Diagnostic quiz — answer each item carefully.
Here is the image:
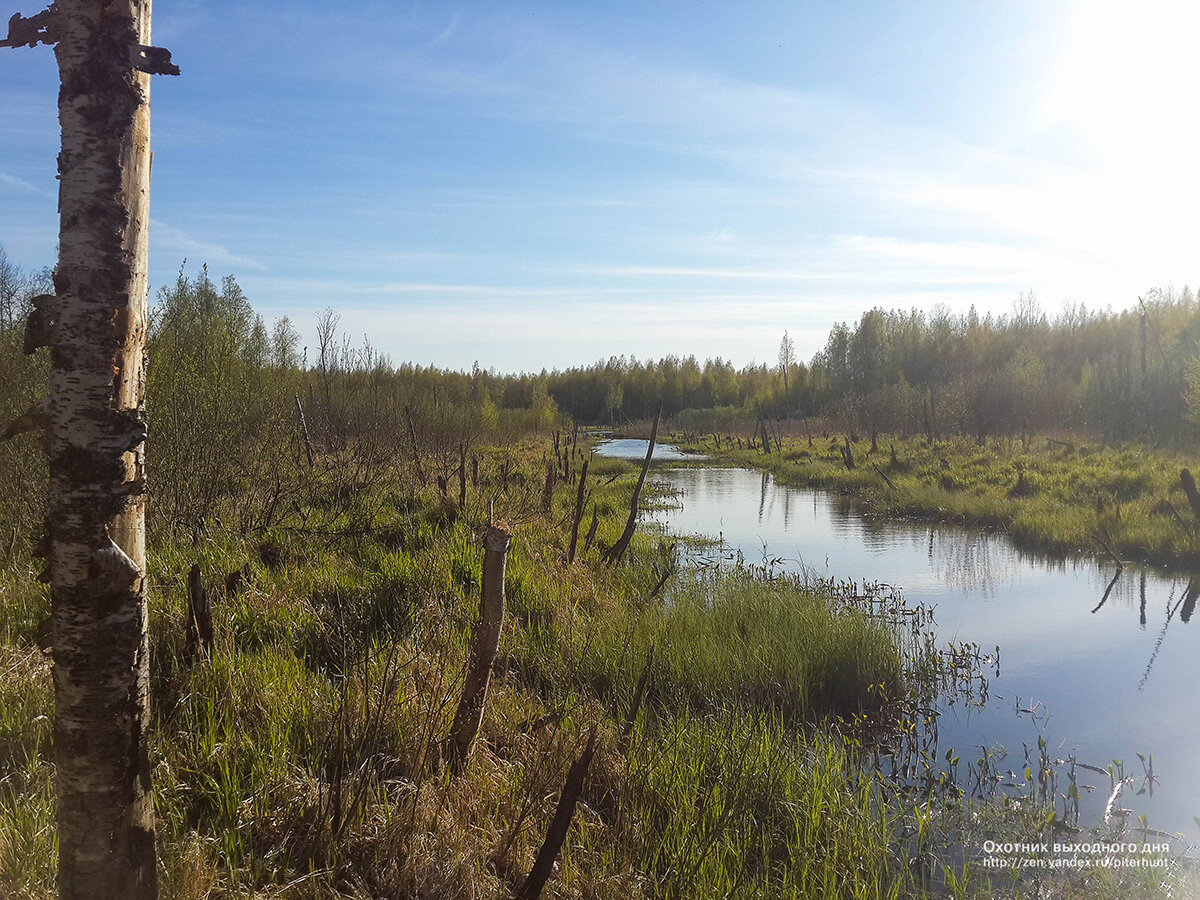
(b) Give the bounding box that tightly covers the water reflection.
[648,466,1200,837]
[592,438,698,461]
[926,529,1004,595]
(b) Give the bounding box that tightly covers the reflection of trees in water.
[825,494,893,548]
[1082,565,1198,617]
[926,528,1001,594]
[755,472,794,529]
[820,490,1005,591]
[703,469,1200,628]
[1138,578,1200,690]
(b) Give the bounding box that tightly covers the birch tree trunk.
[50,1,158,895]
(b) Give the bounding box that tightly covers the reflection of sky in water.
[648,466,1200,838]
[592,438,699,461]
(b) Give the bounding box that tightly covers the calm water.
[596,442,1200,839]
[592,438,701,461]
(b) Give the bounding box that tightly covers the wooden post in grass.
[514,727,599,900]
[185,564,213,660]
[294,394,315,468]
[605,402,661,566]
[1180,469,1200,522]
[446,525,510,771]
[458,442,467,508]
[542,459,555,515]
[1,3,178,897]
[567,457,588,563]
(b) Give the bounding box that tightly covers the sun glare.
[1044,1,1200,154]
[1036,0,1200,272]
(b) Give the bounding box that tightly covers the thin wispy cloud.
[3,2,1194,371]
[0,171,51,197]
[437,11,463,44]
[150,220,269,274]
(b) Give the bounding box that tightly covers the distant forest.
[5,244,1200,455]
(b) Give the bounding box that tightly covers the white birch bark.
[49,1,157,896]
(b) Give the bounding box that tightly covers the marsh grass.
[0,438,1195,899]
[548,565,906,724]
[596,711,901,900]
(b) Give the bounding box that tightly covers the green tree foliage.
[0,246,50,539]
[149,264,291,534]
[7,242,1200,549]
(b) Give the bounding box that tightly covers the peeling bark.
[47,1,161,896]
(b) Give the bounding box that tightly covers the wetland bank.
[612,441,1200,840]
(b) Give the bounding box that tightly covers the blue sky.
[3,1,1199,372]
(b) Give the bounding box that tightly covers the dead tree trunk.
[404,404,426,484]
[870,462,895,490]
[567,419,578,481]
[567,457,588,563]
[1181,469,1200,522]
[458,442,467,509]
[541,459,555,515]
[513,728,599,900]
[1,4,177,897]
[294,394,314,468]
[185,564,213,660]
[446,525,510,771]
[840,436,855,470]
[605,402,661,566]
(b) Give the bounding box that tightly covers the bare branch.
[0,8,59,49]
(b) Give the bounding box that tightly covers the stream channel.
[595,439,1200,844]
